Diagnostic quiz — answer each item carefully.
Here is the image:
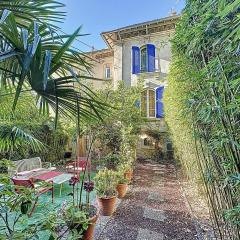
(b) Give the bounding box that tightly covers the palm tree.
[0,1,109,164]
[0,1,108,127]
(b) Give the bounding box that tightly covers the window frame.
[104,64,111,79]
[140,45,148,73]
[141,88,156,119]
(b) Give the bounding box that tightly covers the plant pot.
[116,183,128,198]
[97,196,117,216]
[124,169,133,181]
[83,207,99,240]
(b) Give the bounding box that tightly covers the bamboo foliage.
[164,0,240,239]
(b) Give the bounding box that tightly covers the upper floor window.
[132,44,156,74]
[104,64,111,79]
[141,86,164,118]
[140,46,147,72]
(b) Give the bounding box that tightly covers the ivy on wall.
[164,0,240,239]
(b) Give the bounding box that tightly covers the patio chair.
[11,177,54,217]
[65,157,91,175]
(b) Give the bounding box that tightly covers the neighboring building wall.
[84,50,114,90]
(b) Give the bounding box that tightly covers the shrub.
[94,168,118,198]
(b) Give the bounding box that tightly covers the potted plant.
[66,170,98,240]
[118,162,134,182]
[116,169,129,198]
[94,168,118,216]
[98,153,121,170]
[65,205,89,235]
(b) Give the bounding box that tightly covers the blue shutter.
[132,46,140,74]
[147,44,155,72]
[156,86,164,118]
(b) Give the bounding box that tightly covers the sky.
[60,0,185,51]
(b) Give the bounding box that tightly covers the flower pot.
[97,196,117,216]
[124,169,133,181]
[116,183,128,198]
[83,207,99,240]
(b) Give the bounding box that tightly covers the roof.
[84,48,114,60]
[101,15,180,48]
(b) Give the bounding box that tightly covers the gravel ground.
[96,158,199,240]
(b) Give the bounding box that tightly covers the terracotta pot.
[97,196,117,216]
[116,183,128,198]
[124,169,133,181]
[83,211,99,240]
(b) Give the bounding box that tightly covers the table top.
[14,169,73,185]
[52,173,73,184]
[33,171,63,181]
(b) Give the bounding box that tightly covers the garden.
[0,0,239,240]
[0,1,143,239]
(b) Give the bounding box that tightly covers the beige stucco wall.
[84,54,114,90]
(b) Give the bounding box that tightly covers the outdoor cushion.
[16,170,33,176]
[8,157,42,176]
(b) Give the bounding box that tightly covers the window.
[141,89,155,118]
[140,46,147,72]
[141,87,164,118]
[132,44,156,74]
[105,64,111,79]
[166,142,173,151]
[143,137,154,146]
[149,90,155,117]
[141,90,147,117]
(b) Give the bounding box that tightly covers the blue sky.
[60,0,185,51]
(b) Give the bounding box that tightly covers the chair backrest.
[11,178,35,190]
[8,157,42,176]
[66,158,91,170]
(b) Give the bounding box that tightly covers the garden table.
[52,173,73,196]
[33,171,73,196]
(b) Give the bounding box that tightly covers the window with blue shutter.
[156,86,164,118]
[140,46,147,72]
[147,44,155,72]
[132,46,140,74]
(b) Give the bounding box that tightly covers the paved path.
[97,158,198,240]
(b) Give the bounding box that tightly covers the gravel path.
[96,158,198,240]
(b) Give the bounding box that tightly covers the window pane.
[105,67,111,79]
[149,90,155,117]
[141,47,147,72]
[141,90,147,117]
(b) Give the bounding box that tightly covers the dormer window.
[132,44,156,74]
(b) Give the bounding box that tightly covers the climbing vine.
[164,0,240,239]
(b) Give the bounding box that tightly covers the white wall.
[114,30,175,87]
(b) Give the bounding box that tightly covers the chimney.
[170,8,177,16]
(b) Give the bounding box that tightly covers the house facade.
[86,15,179,158]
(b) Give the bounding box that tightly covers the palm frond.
[0,125,43,153]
